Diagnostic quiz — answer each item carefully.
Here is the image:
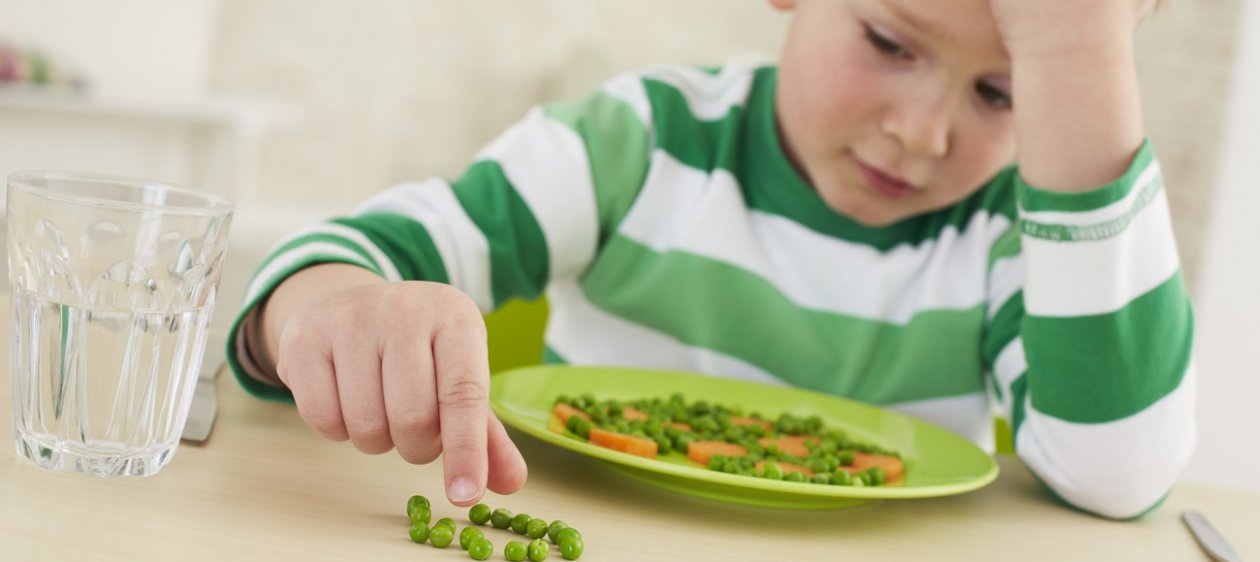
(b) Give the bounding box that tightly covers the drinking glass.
[6,171,233,477]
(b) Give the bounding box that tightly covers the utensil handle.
[1182,511,1243,562]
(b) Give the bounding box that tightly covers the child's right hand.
[257,263,528,506]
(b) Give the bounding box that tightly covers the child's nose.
[882,93,951,158]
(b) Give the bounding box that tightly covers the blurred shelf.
[0,85,301,213]
[0,84,299,129]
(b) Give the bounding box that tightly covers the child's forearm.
[249,263,387,378]
[1002,6,1147,192]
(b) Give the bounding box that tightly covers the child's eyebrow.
[881,0,946,39]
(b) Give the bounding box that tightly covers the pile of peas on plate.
[556,392,901,486]
[406,495,584,561]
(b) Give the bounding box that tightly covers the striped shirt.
[227,62,1195,519]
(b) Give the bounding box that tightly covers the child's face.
[773,0,1017,226]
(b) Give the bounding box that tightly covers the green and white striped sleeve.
[983,140,1196,519]
[226,72,655,401]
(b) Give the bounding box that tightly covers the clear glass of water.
[6,171,233,477]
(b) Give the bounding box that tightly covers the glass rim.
[7,170,236,216]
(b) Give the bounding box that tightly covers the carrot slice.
[841,452,905,482]
[755,460,815,477]
[669,421,693,432]
[552,403,591,424]
[687,440,749,466]
[588,427,659,459]
[621,407,649,421]
[549,403,592,435]
[729,416,772,430]
[756,435,819,458]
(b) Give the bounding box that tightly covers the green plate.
[490,365,999,510]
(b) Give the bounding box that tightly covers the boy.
[228,0,1191,520]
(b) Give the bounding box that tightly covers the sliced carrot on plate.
[756,435,819,458]
[549,403,591,435]
[729,416,772,430]
[552,403,591,424]
[669,421,693,432]
[588,427,659,459]
[840,452,905,482]
[686,440,749,466]
[620,406,649,421]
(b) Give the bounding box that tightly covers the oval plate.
[490,365,999,510]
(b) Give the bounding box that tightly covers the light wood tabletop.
[1,328,1255,560]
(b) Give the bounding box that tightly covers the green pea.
[762,461,784,480]
[469,503,492,525]
[807,458,829,473]
[546,520,569,543]
[409,505,431,525]
[429,524,455,548]
[528,538,550,561]
[407,494,430,514]
[435,517,456,529]
[505,541,528,562]
[865,466,886,485]
[708,454,726,471]
[468,536,494,561]
[830,470,852,486]
[810,473,831,485]
[408,522,429,544]
[559,536,584,560]
[407,495,432,524]
[672,434,694,453]
[653,435,671,452]
[526,517,549,539]
[460,526,484,550]
[784,471,807,483]
[510,513,532,535]
[838,451,855,466]
[554,527,581,546]
[491,508,513,529]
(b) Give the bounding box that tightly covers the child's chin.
[820,193,908,227]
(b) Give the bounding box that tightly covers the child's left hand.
[989,0,1156,58]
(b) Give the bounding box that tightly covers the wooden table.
[1,331,1255,560]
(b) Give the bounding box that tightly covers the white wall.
[1184,0,1260,492]
[0,0,219,100]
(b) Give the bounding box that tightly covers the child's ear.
[768,0,796,11]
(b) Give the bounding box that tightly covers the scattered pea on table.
[510,513,533,535]
[468,536,494,561]
[469,503,492,525]
[491,508,514,529]
[504,540,528,562]
[429,524,455,548]
[459,526,484,550]
[400,496,583,560]
[559,536,584,560]
[526,517,549,539]
[408,522,429,544]
[546,520,569,543]
[406,495,431,525]
[528,537,550,562]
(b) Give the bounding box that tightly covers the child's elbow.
[1016,376,1197,520]
[1043,447,1193,520]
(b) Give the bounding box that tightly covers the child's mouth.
[853,158,917,200]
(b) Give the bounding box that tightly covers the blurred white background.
[0,0,1255,492]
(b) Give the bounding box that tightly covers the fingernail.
[448,476,478,503]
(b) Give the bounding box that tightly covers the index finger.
[432,314,491,507]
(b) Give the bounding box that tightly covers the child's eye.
[975,81,1012,109]
[864,25,912,60]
